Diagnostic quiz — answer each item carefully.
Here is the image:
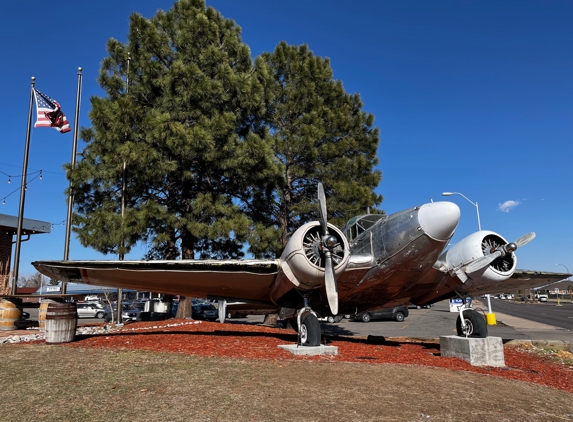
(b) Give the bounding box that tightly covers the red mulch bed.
[61,319,573,393]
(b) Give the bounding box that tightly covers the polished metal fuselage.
[335,206,453,313]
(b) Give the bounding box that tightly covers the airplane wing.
[33,259,280,305]
[454,269,570,297]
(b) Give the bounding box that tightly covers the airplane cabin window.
[343,214,385,242]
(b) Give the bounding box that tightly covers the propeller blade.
[218,299,227,324]
[465,251,502,273]
[317,182,328,236]
[515,232,536,248]
[324,253,338,315]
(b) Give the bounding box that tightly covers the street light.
[442,191,492,319]
[441,192,481,231]
[556,264,570,306]
[556,263,570,277]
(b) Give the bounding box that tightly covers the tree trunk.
[176,296,193,319]
[175,233,195,319]
[262,313,278,327]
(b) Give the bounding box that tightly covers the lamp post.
[556,264,570,306]
[441,191,495,323]
[441,192,481,231]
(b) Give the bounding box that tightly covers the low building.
[0,213,51,295]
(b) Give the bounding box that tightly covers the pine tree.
[68,0,275,316]
[249,42,383,258]
[67,4,383,317]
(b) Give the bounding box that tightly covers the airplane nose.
[418,202,460,241]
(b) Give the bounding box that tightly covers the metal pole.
[116,54,130,323]
[441,191,489,313]
[556,264,569,306]
[449,192,481,231]
[11,77,36,295]
[116,160,126,322]
[62,67,83,295]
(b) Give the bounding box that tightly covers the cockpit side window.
[343,214,385,242]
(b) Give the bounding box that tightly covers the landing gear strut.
[296,296,322,346]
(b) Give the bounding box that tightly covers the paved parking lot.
[20,299,573,351]
[232,300,573,351]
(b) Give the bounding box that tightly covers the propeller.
[318,182,339,315]
[465,232,536,274]
[218,299,227,323]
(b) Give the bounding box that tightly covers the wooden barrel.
[45,303,77,344]
[38,299,57,331]
[0,299,22,331]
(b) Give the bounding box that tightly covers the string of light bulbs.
[1,171,43,205]
[0,169,43,185]
[50,220,66,229]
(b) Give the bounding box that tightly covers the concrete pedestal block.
[440,335,505,367]
[278,344,338,356]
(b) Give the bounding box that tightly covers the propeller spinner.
[318,183,339,315]
[465,232,536,274]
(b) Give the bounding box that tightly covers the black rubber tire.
[361,313,372,323]
[299,313,321,346]
[327,316,335,323]
[394,311,405,322]
[96,311,104,319]
[456,309,488,338]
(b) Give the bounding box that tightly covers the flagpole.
[62,68,83,295]
[11,77,36,295]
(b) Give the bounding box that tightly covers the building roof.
[0,213,51,235]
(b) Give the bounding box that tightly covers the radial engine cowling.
[440,230,517,285]
[277,221,350,292]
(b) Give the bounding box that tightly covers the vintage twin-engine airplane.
[33,184,568,346]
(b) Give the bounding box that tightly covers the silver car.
[76,303,105,319]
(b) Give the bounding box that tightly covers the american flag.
[33,88,71,133]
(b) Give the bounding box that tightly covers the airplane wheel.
[456,310,488,338]
[299,313,321,346]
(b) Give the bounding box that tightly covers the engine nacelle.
[269,222,350,303]
[439,230,517,285]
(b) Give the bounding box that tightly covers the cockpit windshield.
[342,214,385,241]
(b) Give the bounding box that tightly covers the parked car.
[192,303,218,321]
[103,304,142,322]
[409,304,434,309]
[76,303,105,319]
[355,306,409,323]
[318,315,344,323]
[20,311,30,320]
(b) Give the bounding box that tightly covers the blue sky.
[1,0,571,276]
